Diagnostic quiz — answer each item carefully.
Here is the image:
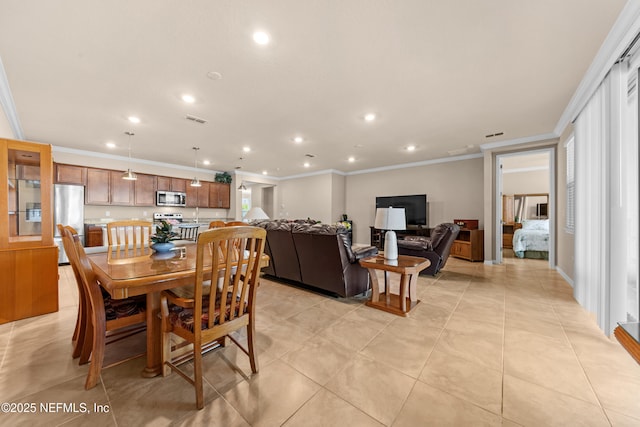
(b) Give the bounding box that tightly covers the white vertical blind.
[574,60,639,334]
[565,137,575,234]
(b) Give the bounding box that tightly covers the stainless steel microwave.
[156,191,186,207]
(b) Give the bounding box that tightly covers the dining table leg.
[142,291,162,377]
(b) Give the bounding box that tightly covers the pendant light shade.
[122,131,137,180]
[190,146,201,187]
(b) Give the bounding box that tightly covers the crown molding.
[554,0,640,135]
[0,55,24,140]
[347,152,484,176]
[480,133,558,152]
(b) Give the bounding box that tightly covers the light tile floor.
[1,256,640,426]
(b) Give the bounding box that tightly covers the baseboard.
[555,266,574,287]
[484,260,496,266]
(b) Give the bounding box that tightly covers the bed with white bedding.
[512,219,549,259]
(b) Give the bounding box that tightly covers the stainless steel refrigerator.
[54,184,85,264]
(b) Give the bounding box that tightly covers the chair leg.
[193,338,204,410]
[247,318,258,374]
[85,324,105,390]
[79,316,94,365]
[160,296,172,377]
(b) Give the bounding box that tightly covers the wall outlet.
[143,211,147,217]
[105,211,110,217]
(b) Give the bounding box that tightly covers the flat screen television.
[375,194,427,227]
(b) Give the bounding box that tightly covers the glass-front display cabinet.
[0,138,58,323]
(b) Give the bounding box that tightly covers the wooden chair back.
[107,220,152,252]
[57,224,89,361]
[61,225,146,389]
[208,220,226,229]
[160,226,267,409]
[225,221,246,226]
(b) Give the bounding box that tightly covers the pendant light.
[238,181,247,191]
[122,131,137,180]
[190,146,201,187]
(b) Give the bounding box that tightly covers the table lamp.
[374,207,406,260]
[243,207,269,223]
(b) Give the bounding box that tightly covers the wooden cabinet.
[502,223,522,249]
[85,168,110,205]
[209,182,230,209]
[109,171,133,205]
[450,229,484,262]
[85,225,104,247]
[134,173,156,206]
[55,163,86,185]
[157,176,187,192]
[502,195,515,224]
[186,181,210,208]
[0,139,58,324]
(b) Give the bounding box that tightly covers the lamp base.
[384,230,398,260]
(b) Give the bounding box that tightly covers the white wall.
[345,157,484,244]
[277,173,333,223]
[503,169,549,195]
[0,106,13,138]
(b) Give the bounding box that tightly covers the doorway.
[495,148,555,266]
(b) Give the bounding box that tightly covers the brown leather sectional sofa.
[253,220,378,297]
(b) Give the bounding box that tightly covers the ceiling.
[0,0,627,178]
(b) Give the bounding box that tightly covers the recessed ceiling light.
[203,160,210,166]
[181,94,195,103]
[303,162,310,168]
[106,142,116,149]
[253,31,270,45]
[364,113,376,122]
[348,156,355,163]
[206,71,222,80]
[262,170,268,175]
[128,116,140,124]
[406,145,416,152]
[243,146,251,153]
[293,136,304,143]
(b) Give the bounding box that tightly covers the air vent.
[485,132,504,138]
[185,115,208,124]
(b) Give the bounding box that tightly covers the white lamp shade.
[374,207,406,230]
[244,207,269,221]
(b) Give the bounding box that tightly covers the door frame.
[495,147,556,266]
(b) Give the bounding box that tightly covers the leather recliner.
[397,223,460,275]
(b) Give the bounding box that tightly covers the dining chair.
[160,226,267,409]
[60,226,147,389]
[57,224,90,361]
[224,221,246,226]
[107,220,153,254]
[208,220,226,229]
[179,225,200,241]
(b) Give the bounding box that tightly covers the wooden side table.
[359,254,430,316]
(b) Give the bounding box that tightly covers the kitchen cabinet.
[0,138,58,324]
[85,168,110,205]
[110,171,134,205]
[55,163,86,185]
[209,182,230,209]
[186,181,210,208]
[85,225,104,247]
[157,176,187,192]
[134,173,156,206]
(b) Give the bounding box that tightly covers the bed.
[512,219,549,259]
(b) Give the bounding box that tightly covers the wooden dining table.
[88,242,269,377]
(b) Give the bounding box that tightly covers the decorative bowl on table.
[151,242,175,253]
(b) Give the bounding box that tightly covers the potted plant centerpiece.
[150,219,180,252]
